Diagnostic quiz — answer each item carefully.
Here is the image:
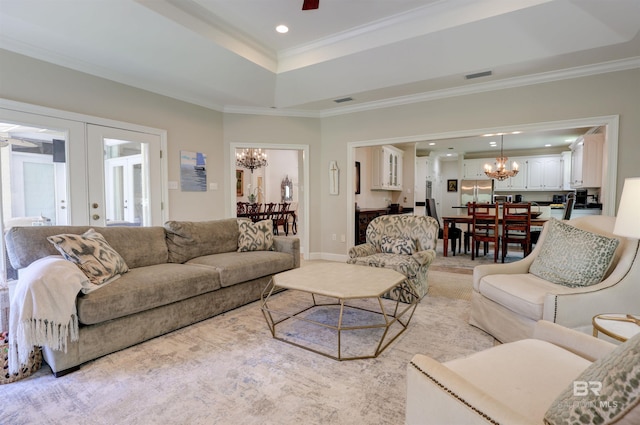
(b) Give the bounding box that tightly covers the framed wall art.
[447,179,458,192]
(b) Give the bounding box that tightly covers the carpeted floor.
[1,261,493,425]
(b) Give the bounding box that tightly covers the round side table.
[592,313,640,342]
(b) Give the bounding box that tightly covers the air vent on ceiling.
[334,97,353,103]
[465,70,493,80]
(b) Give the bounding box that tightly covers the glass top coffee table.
[261,262,418,360]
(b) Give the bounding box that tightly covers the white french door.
[87,125,162,227]
[0,103,166,282]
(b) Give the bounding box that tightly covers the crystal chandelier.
[236,148,268,173]
[484,135,519,181]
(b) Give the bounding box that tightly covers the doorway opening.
[229,143,309,258]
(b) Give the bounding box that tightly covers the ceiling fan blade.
[0,137,38,148]
[302,0,319,10]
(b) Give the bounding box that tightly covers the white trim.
[228,142,310,258]
[346,115,619,248]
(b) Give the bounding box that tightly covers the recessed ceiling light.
[276,25,289,34]
[545,144,552,147]
[428,142,436,146]
[511,131,522,134]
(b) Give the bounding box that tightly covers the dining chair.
[247,203,262,222]
[262,202,277,221]
[272,202,290,235]
[470,202,499,262]
[425,198,462,255]
[501,202,532,263]
[236,202,247,215]
[563,193,575,220]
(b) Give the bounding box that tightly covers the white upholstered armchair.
[470,216,640,343]
[407,321,640,425]
[347,214,439,302]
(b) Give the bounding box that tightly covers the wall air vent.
[334,97,353,103]
[465,70,492,80]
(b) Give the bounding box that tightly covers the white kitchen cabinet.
[527,156,563,190]
[571,134,604,188]
[462,158,490,180]
[371,145,403,191]
[562,151,572,190]
[493,156,527,190]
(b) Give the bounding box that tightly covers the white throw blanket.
[8,255,99,374]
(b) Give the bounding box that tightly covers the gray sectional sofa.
[5,218,300,377]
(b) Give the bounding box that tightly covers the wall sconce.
[329,161,339,195]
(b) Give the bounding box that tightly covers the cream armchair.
[347,214,438,302]
[406,321,640,425]
[470,215,640,343]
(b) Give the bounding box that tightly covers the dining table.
[441,214,549,257]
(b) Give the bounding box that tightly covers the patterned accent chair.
[347,214,439,303]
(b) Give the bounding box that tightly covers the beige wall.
[1,49,638,258]
[321,69,640,256]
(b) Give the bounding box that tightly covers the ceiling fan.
[0,133,38,148]
[302,0,319,10]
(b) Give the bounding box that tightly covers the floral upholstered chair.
[347,214,439,302]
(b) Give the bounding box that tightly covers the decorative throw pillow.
[237,219,274,252]
[380,235,416,255]
[47,229,129,285]
[529,219,619,287]
[544,332,640,425]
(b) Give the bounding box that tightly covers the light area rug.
[1,272,491,425]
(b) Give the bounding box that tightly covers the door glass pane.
[1,121,69,280]
[104,138,147,226]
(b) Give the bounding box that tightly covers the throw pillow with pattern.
[380,235,416,255]
[47,228,129,285]
[237,219,274,252]
[544,331,640,425]
[529,219,619,287]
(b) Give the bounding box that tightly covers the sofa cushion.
[237,219,274,252]
[164,219,240,263]
[186,250,294,288]
[380,235,416,255]
[530,219,619,287]
[47,229,129,285]
[76,263,221,325]
[545,332,640,425]
[478,273,578,321]
[347,253,419,278]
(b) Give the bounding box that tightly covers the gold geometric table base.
[261,278,418,361]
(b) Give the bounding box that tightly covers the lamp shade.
[613,177,640,238]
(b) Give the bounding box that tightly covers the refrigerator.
[460,179,494,205]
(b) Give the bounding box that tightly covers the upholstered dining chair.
[426,198,462,255]
[501,202,532,262]
[469,203,499,262]
[347,214,439,303]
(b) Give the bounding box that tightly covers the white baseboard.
[305,252,349,262]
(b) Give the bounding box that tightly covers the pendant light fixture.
[484,134,519,181]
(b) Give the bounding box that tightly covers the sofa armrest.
[407,355,535,425]
[348,243,376,259]
[273,236,300,269]
[412,249,436,267]
[532,320,615,362]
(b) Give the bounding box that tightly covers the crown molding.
[224,57,640,118]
